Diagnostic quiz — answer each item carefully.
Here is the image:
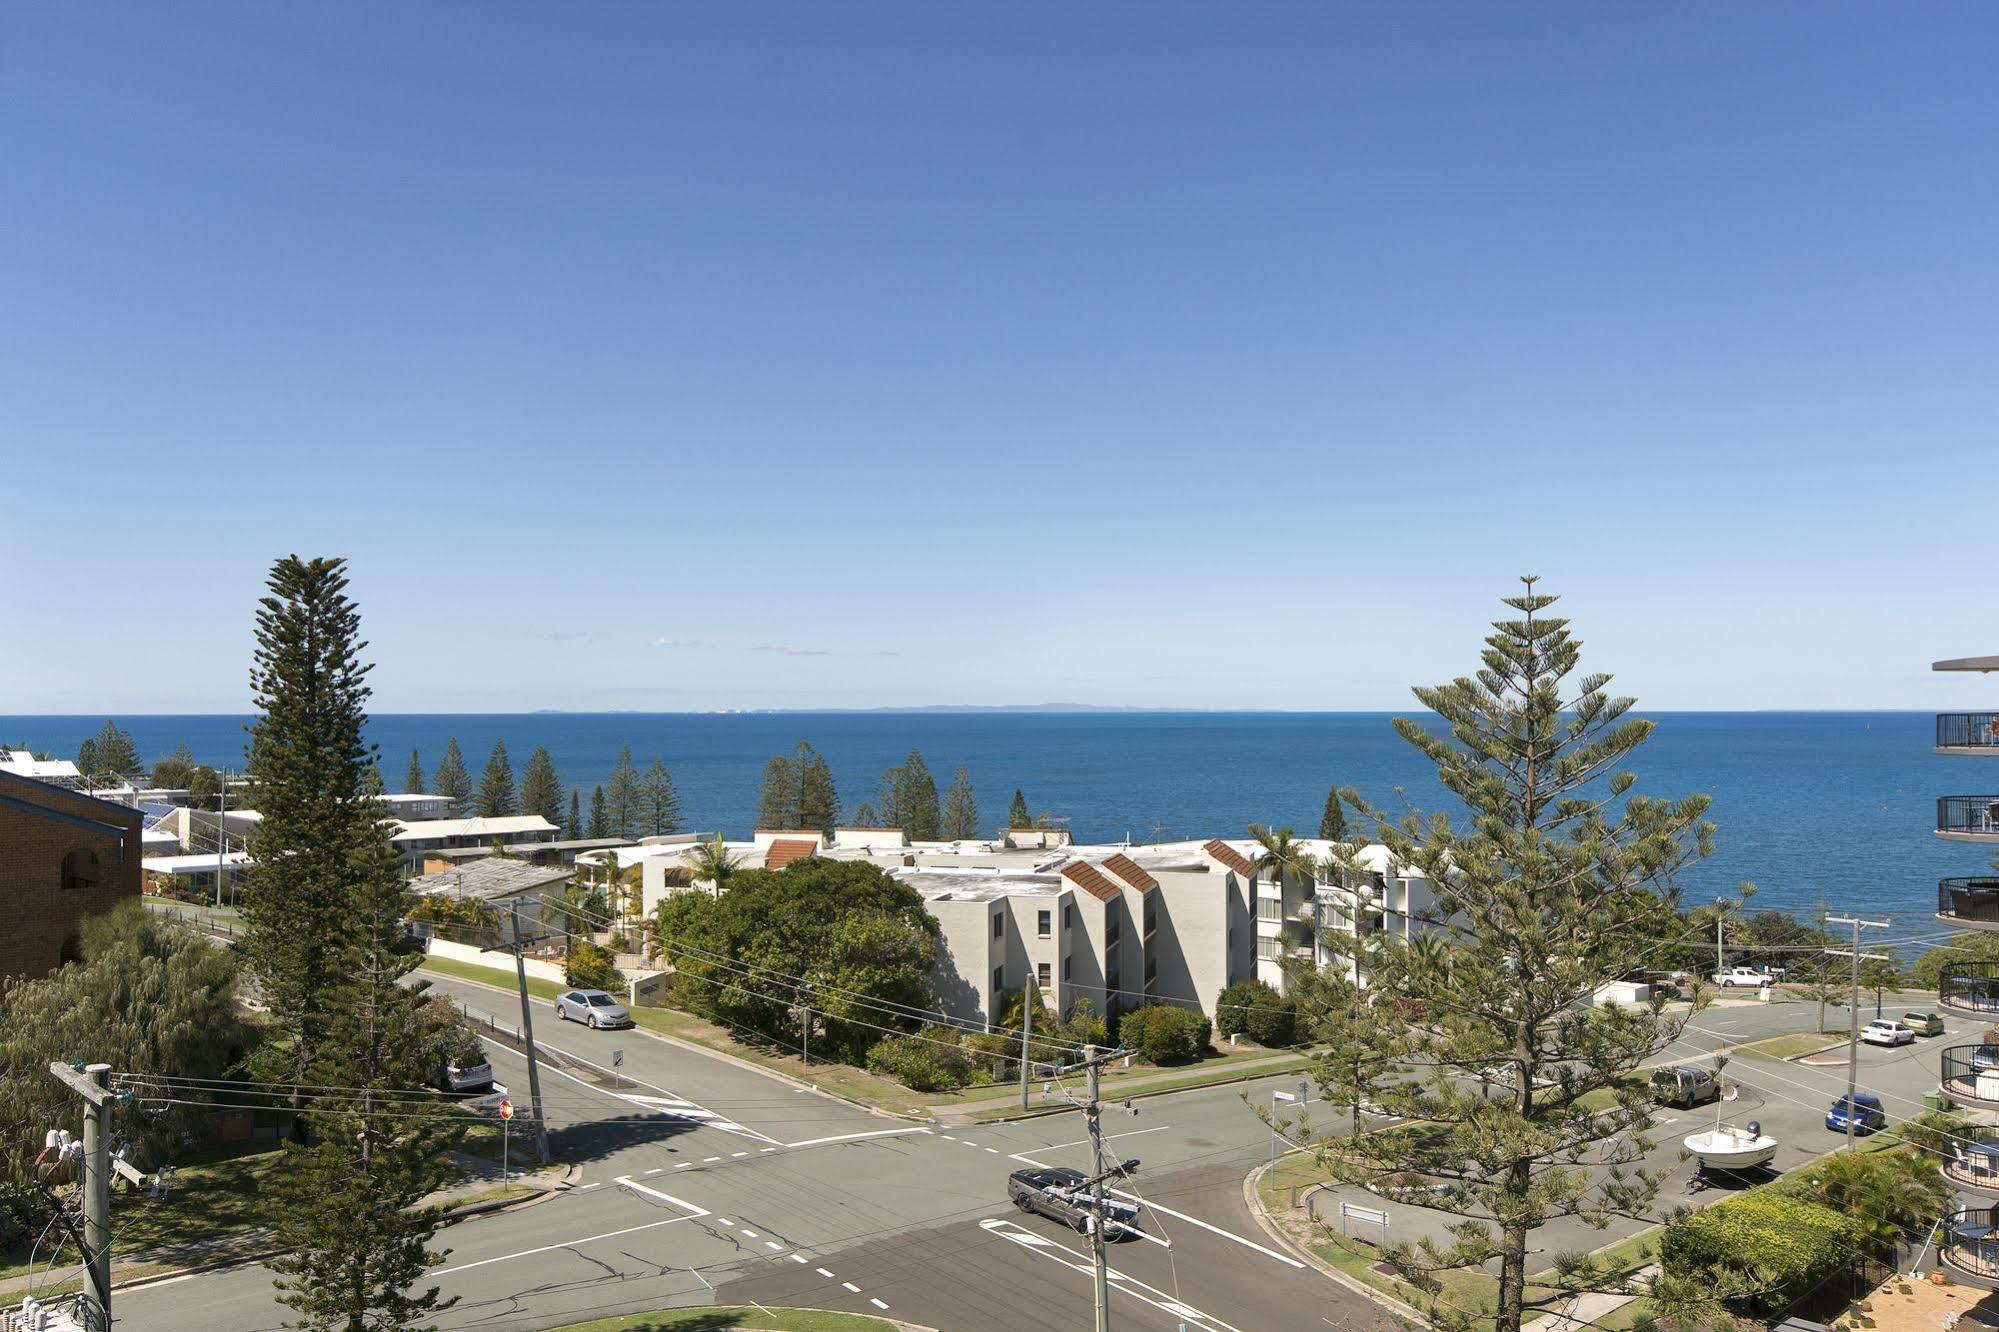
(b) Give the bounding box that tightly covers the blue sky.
[5,4,1996,712]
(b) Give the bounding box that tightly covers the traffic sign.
[499,1098,515,1121]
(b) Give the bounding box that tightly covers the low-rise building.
[380,792,456,821]
[388,814,560,866]
[413,856,573,909]
[0,751,83,788]
[0,770,142,976]
[142,851,251,901]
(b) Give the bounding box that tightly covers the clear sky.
[5,4,1996,713]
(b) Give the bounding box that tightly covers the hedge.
[1213,981,1297,1047]
[1659,1190,1865,1313]
[1118,1004,1212,1064]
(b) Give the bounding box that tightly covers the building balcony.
[1939,878,1999,931]
[1941,1046,1999,1109]
[1945,1206,1999,1287]
[1938,797,1999,842]
[1945,1139,1999,1195]
[1940,962,1999,1017]
[1940,715,1999,756]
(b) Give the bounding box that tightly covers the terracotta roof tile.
[1060,861,1121,903]
[765,839,818,869]
[1100,853,1158,894]
[1203,839,1256,877]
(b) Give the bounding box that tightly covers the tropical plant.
[685,833,745,899]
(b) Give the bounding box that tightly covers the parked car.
[1007,1167,1140,1238]
[1902,1011,1946,1037]
[1969,1046,1999,1073]
[554,989,632,1029]
[1861,1019,1916,1047]
[1712,966,1776,988]
[1649,1064,1720,1108]
[437,1040,495,1095]
[1825,1093,1886,1135]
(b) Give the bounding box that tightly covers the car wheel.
[1017,1196,1033,1213]
[588,1015,599,1030]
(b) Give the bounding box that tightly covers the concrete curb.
[944,1058,1312,1126]
[1241,1158,1430,1327]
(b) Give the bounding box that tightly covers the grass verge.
[1736,1032,1842,1061]
[547,1307,896,1331]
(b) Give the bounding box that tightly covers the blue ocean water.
[0,711,1971,932]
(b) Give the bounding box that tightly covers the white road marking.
[980,1218,1244,1332]
[732,1151,750,1158]
[1105,1188,1304,1269]
[870,1298,889,1310]
[790,1254,808,1264]
[941,1134,957,1141]
[842,1282,861,1293]
[816,1267,836,1278]
[576,1182,602,1191]
[675,1163,694,1169]
[613,1177,711,1218]
[436,1214,696,1276]
[760,1147,778,1153]
[764,1241,782,1251]
[645,1167,663,1175]
[704,1156,723,1162]
[785,1127,934,1149]
[1008,1153,1054,1169]
[742,1229,760,1238]
[718,1218,734,1227]
[535,1058,770,1142]
[1035,1124,1171,1154]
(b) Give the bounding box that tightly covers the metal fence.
[1939,714,1999,750]
[1940,961,1999,1015]
[1943,1138,1999,1194]
[1945,1207,1999,1279]
[1938,796,1999,836]
[1939,877,1999,925]
[1940,1045,1999,1107]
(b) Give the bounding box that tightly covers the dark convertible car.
[1006,1167,1140,1239]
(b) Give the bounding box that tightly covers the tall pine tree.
[588,785,609,839]
[151,742,199,791]
[1318,783,1347,841]
[603,745,641,839]
[431,739,471,817]
[519,746,563,826]
[1303,580,1717,1332]
[474,739,517,818]
[403,749,425,795]
[1007,788,1031,830]
[879,748,940,840]
[756,752,800,829]
[941,765,979,840]
[640,759,683,836]
[86,720,141,779]
[565,789,582,840]
[796,742,840,835]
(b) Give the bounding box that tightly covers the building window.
[1143,955,1157,982]
[1037,961,1052,989]
[1037,909,1052,938]
[1257,898,1280,921]
[1105,914,1120,945]
[1062,903,1074,929]
[992,913,1004,939]
[60,849,99,893]
[1143,901,1157,936]
[1062,954,1073,981]
[992,965,1005,996]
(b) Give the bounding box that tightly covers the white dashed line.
[790,1254,808,1264]
[742,1229,760,1238]
[764,1241,782,1251]
[940,1134,957,1141]
[984,1147,1000,1154]
[842,1282,861,1293]
[718,1218,734,1227]
[870,1298,889,1310]
[674,1163,693,1170]
[704,1156,722,1163]
[816,1267,835,1278]
[576,1182,602,1191]
[732,1151,750,1158]
[760,1147,777,1153]
[644,1168,663,1175]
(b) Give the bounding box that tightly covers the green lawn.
[548,1307,895,1331]
[420,955,566,1001]
[1736,1032,1841,1061]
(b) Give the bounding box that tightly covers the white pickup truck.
[1712,966,1775,988]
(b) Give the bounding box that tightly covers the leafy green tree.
[474,740,516,818]
[940,765,979,840]
[150,742,199,791]
[797,743,840,835]
[1784,1147,1949,1259]
[239,555,463,1329]
[564,789,582,840]
[0,902,244,1187]
[1008,788,1030,830]
[1907,932,1999,992]
[684,834,745,898]
[1306,579,1716,1332]
[1318,784,1347,841]
[188,764,221,812]
[359,760,385,797]
[403,749,425,795]
[587,785,609,839]
[604,745,641,839]
[81,720,140,779]
[1214,979,1297,1046]
[1857,955,1901,1018]
[879,748,940,840]
[431,739,471,817]
[756,752,800,829]
[851,801,879,827]
[519,746,563,826]
[74,736,99,778]
[1249,823,1317,890]
[640,759,683,836]
[565,939,625,992]
[656,859,941,1063]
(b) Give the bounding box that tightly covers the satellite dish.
[1721,1083,1739,1102]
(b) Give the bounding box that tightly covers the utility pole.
[1084,1044,1110,1332]
[1019,973,1036,1112]
[1826,913,1892,1151]
[48,1062,113,1331]
[214,767,229,910]
[483,907,551,1164]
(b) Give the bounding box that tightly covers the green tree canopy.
[404,748,425,795]
[756,751,801,829]
[564,788,582,840]
[878,749,940,841]
[474,739,517,818]
[604,745,641,839]
[1305,580,1716,1332]
[1007,788,1031,830]
[150,742,199,791]
[432,739,471,817]
[940,765,979,840]
[656,859,942,1063]
[81,720,140,779]
[797,743,840,835]
[588,785,609,839]
[640,759,683,836]
[1318,784,1347,841]
[519,746,563,826]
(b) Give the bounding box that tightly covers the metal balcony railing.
[1941,962,1999,1015]
[1941,714,1999,751]
[1941,1045,1999,1106]
[1946,1206,1999,1279]
[1939,797,1999,837]
[1945,1139,1999,1194]
[1941,878,1999,925]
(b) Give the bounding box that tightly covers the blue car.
[1826,1093,1886,1135]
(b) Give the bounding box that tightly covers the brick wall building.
[0,769,143,979]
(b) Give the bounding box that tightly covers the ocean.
[0,711,1970,935]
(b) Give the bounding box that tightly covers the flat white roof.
[1,752,81,780]
[389,815,559,842]
[144,852,250,874]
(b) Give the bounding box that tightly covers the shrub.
[1660,1190,1866,1313]
[1215,981,1297,1047]
[565,939,626,992]
[865,1032,987,1093]
[1119,1004,1211,1065]
[0,1181,46,1252]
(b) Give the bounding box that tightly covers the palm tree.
[1249,824,1318,890]
[1403,930,1453,986]
[686,834,745,900]
[1794,1149,1950,1258]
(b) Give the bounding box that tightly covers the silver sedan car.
[553,989,632,1029]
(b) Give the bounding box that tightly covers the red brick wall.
[0,773,143,980]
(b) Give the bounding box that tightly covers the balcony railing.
[1945,1139,1999,1194]
[1941,962,1999,1016]
[1939,797,1999,837]
[1941,1045,1999,1106]
[1946,1206,1999,1279]
[1941,878,1999,925]
[1941,714,1999,752]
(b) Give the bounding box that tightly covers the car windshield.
[587,994,616,1007]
